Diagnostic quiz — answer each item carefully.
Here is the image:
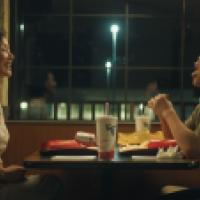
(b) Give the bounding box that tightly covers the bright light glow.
[110,24,119,34]
[57,102,67,120]
[59,103,66,107]
[139,103,144,111]
[20,101,28,110]
[105,61,112,68]
[20,24,24,31]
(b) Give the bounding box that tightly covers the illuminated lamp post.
[110,24,119,114]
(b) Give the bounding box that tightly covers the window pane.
[72,69,107,88]
[70,103,80,120]
[82,103,92,120]
[17,68,68,103]
[71,68,125,101]
[73,0,125,14]
[23,16,69,66]
[129,0,181,17]
[128,18,180,66]
[94,104,104,119]
[72,17,125,66]
[120,103,132,121]
[184,20,200,66]
[57,102,67,120]
[185,0,200,66]
[11,0,200,121]
[28,98,54,120]
[127,69,181,102]
[23,0,69,15]
[187,0,200,18]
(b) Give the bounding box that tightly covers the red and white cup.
[96,115,117,160]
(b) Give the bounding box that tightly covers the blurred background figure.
[43,71,57,103]
[145,81,159,99]
[28,72,57,120]
[144,81,159,121]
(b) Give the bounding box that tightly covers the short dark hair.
[0,29,5,42]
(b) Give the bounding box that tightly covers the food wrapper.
[75,131,96,146]
[118,131,164,146]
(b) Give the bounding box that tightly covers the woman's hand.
[147,94,174,118]
[1,165,26,182]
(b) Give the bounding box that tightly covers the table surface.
[23,149,200,200]
[24,150,200,170]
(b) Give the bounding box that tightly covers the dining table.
[23,147,200,200]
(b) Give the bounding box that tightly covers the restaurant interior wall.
[9,0,200,121]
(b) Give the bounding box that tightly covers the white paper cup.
[135,115,150,133]
[96,115,117,160]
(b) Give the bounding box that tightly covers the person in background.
[0,30,64,200]
[145,80,159,99]
[43,71,57,103]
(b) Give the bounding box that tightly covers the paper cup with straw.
[96,102,118,160]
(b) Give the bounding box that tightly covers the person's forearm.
[162,109,200,157]
[159,117,173,139]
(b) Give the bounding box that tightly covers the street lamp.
[105,61,112,100]
[110,24,119,68]
[110,24,119,113]
[105,60,112,89]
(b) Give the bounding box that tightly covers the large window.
[9,0,200,121]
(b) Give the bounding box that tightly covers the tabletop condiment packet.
[156,146,183,159]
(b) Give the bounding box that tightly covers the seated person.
[148,56,200,158]
[0,29,64,200]
[148,57,200,200]
[43,71,57,103]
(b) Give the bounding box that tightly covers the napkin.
[50,155,97,161]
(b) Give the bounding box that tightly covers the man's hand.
[147,94,174,118]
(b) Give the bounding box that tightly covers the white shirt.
[0,106,9,164]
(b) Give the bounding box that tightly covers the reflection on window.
[57,102,67,120]
[95,104,104,119]
[18,100,198,122]
[70,103,80,120]
[120,103,131,121]
[120,103,125,120]
[110,103,118,117]
[46,103,54,120]
[12,0,200,121]
[20,101,28,120]
[28,98,46,119]
[28,99,55,120]
[82,103,92,120]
